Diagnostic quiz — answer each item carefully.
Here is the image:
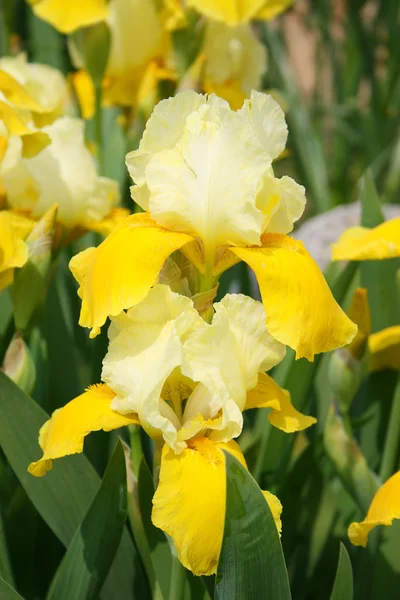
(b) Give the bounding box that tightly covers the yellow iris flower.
[202,21,267,110]
[28,287,315,575]
[70,91,356,359]
[185,0,293,26]
[332,217,400,262]
[0,211,34,291]
[349,471,400,547]
[27,0,107,34]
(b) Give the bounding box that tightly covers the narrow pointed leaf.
[330,543,353,600]
[46,440,127,600]
[215,453,291,600]
[0,372,148,600]
[0,576,24,599]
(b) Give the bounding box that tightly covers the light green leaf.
[0,372,149,600]
[215,453,291,600]
[330,543,353,600]
[46,440,127,600]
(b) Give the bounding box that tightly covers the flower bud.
[2,334,36,395]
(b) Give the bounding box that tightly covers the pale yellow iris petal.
[28,384,139,477]
[348,471,400,547]
[182,294,285,413]
[369,326,400,372]
[102,285,204,446]
[0,211,34,291]
[245,372,316,433]
[0,101,50,158]
[145,104,269,248]
[239,89,288,160]
[203,22,267,110]
[2,117,119,228]
[29,0,107,34]
[152,437,281,576]
[69,214,194,337]
[257,171,306,235]
[332,218,400,261]
[232,234,357,360]
[0,69,44,113]
[186,0,266,25]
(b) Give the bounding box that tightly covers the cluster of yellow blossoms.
[26,89,357,575]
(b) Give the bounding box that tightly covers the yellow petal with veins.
[69,213,194,337]
[245,372,316,432]
[152,437,281,576]
[332,218,400,261]
[28,384,139,477]
[369,326,400,372]
[232,234,357,360]
[348,471,400,547]
[29,0,107,34]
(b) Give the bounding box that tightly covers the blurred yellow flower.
[332,217,400,261]
[71,0,174,115]
[348,471,400,547]
[28,288,314,574]
[0,211,33,291]
[71,91,356,359]
[28,0,107,34]
[1,116,121,233]
[202,21,267,109]
[185,0,293,25]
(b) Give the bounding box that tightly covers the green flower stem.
[379,374,400,483]
[169,551,186,600]
[94,84,104,174]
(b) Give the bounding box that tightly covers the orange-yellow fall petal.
[232,234,357,361]
[245,372,316,432]
[369,326,400,372]
[69,213,194,337]
[28,384,139,477]
[332,218,400,261]
[29,0,107,34]
[348,471,400,547]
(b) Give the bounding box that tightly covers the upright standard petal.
[69,214,193,337]
[232,234,357,360]
[348,471,400,547]
[182,294,285,413]
[29,0,107,34]
[28,384,139,477]
[369,326,400,372]
[145,104,269,248]
[332,218,400,261]
[102,285,204,446]
[239,90,288,160]
[152,438,246,576]
[245,372,316,432]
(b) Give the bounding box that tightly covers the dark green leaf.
[46,440,127,600]
[215,453,291,600]
[330,543,353,600]
[0,372,148,600]
[0,576,24,600]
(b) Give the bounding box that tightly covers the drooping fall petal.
[29,0,107,34]
[245,372,316,432]
[28,384,139,477]
[348,471,400,547]
[332,218,400,261]
[232,234,357,360]
[369,326,400,372]
[152,438,281,576]
[69,213,194,337]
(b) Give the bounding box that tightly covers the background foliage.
[1,0,400,598]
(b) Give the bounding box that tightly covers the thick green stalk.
[168,552,186,600]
